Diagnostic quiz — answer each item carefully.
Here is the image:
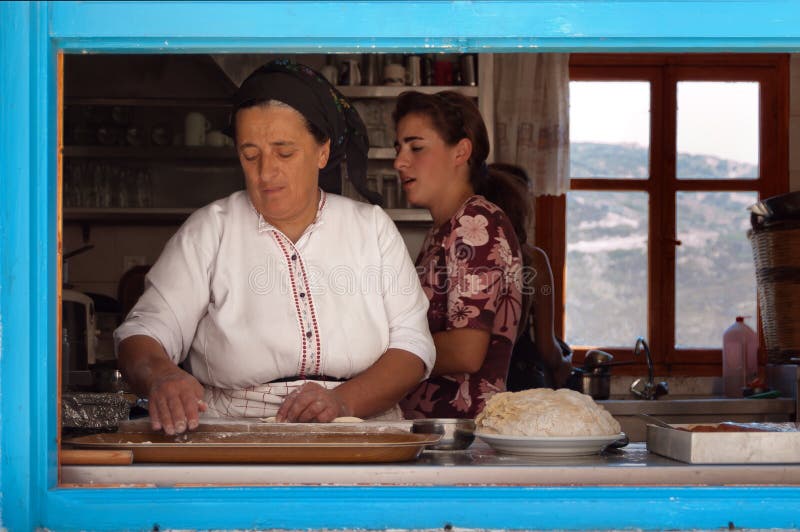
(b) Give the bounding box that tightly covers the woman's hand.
[276,382,351,423]
[147,368,207,435]
[276,349,425,422]
[118,334,207,435]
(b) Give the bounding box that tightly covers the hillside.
[564,142,758,348]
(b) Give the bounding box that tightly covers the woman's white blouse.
[114,190,435,390]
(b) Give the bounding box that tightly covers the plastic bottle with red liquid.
[722,316,759,397]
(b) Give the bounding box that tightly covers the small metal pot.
[581,370,611,400]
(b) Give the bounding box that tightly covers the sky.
[569,81,760,165]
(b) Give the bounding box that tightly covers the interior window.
[551,54,788,370]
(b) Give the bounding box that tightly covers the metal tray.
[646,423,800,464]
[65,430,441,464]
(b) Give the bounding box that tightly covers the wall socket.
[122,255,147,273]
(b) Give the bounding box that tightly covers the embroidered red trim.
[272,232,308,377]
[296,248,322,374]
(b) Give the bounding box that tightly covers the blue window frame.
[3,2,800,530]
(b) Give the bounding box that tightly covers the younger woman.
[393,91,528,418]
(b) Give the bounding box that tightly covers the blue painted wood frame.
[3,1,800,530]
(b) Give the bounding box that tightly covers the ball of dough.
[332,416,364,423]
[261,416,364,423]
[475,388,621,437]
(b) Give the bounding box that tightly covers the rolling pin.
[61,449,134,465]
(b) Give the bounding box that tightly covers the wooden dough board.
[66,420,438,464]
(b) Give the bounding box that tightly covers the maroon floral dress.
[400,196,524,419]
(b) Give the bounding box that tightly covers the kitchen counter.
[600,397,794,416]
[61,442,800,487]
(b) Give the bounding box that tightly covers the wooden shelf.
[63,146,237,160]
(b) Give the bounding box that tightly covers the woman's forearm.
[117,335,181,396]
[430,328,490,376]
[333,348,425,418]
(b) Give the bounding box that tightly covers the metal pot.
[580,369,610,400]
[579,349,616,400]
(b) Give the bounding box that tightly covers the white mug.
[185,112,211,146]
[206,129,226,147]
[320,64,338,85]
[383,63,406,86]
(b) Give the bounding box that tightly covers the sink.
[597,396,796,442]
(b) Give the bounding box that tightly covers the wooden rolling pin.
[61,449,133,465]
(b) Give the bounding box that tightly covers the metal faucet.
[629,337,669,400]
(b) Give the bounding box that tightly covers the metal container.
[646,423,800,464]
[581,370,611,400]
[411,418,476,450]
[62,289,98,388]
[460,54,476,86]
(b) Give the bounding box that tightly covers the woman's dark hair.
[393,91,531,245]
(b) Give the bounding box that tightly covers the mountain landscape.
[564,142,759,348]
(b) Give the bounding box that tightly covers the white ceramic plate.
[475,431,625,457]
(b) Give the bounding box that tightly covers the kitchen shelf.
[63,146,237,160]
[337,85,478,98]
[66,97,231,108]
[384,209,431,223]
[66,146,398,160]
[64,207,431,224]
[64,208,194,224]
[65,85,478,107]
[61,53,494,229]
[368,147,396,159]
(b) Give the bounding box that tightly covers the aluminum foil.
[62,392,132,430]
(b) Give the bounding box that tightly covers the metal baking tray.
[646,423,800,464]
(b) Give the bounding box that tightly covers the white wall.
[64,224,180,298]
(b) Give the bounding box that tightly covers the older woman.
[116,61,434,435]
[393,91,527,419]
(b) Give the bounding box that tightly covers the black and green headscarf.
[226,59,382,205]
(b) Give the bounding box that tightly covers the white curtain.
[493,54,570,197]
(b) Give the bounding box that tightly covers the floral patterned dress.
[400,195,524,419]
